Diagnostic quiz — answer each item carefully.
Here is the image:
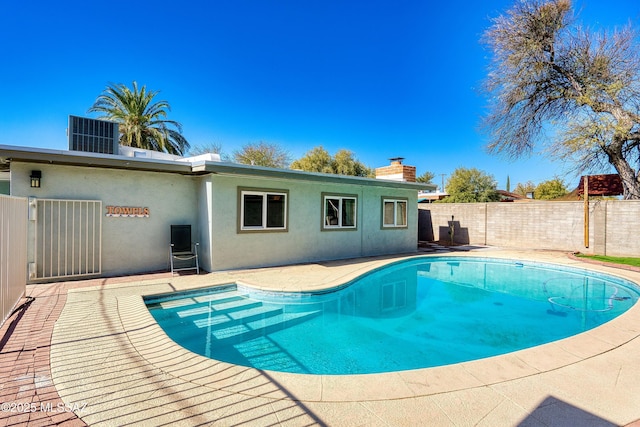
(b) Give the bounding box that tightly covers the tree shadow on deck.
[518,396,618,427]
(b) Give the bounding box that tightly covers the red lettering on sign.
[105,206,150,218]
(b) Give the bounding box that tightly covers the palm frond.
[88,81,189,155]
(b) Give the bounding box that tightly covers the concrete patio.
[2,248,640,426]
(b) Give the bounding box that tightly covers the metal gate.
[31,198,102,280]
[1,194,27,326]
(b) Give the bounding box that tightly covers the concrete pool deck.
[2,248,640,426]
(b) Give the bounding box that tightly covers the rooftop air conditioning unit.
[68,115,119,155]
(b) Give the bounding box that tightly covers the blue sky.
[1,0,638,191]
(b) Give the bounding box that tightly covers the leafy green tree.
[416,171,435,184]
[332,149,372,177]
[233,142,290,168]
[482,0,640,199]
[291,146,372,177]
[534,178,568,200]
[506,175,511,192]
[439,168,500,203]
[290,146,333,173]
[89,81,189,155]
[513,181,536,197]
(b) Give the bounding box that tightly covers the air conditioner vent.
[68,115,119,154]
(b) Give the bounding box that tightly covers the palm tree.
[88,81,189,155]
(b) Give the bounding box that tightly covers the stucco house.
[0,132,432,282]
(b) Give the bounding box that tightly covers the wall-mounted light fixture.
[30,170,42,188]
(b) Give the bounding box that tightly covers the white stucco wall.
[207,174,418,270]
[9,161,419,276]
[197,177,214,272]
[11,162,199,277]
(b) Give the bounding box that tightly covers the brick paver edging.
[0,272,172,427]
[0,283,87,427]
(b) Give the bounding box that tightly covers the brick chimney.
[375,157,416,182]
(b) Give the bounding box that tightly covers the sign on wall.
[105,206,150,218]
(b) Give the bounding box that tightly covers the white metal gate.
[32,198,102,280]
[1,195,27,326]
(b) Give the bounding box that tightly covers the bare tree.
[188,142,231,161]
[482,0,640,199]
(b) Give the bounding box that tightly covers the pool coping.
[116,252,640,403]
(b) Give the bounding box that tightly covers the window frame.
[381,197,408,229]
[321,193,358,231]
[238,188,288,233]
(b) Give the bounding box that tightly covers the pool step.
[245,310,321,332]
[193,305,283,329]
[150,287,322,349]
[150,288,249,311]
[192,291,249,304]
[175,300,261,318]
[188,297,321,343]
[232,336,308,372]
[209,310,321,343]
[166,290,262,317]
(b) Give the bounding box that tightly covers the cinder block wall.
[419,200,640,256]
[486,202,586,251]
[421,203,487,245]
[604,201,640,256]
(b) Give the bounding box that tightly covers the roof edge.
[0,144,436,190]
[198,161,434,190]
[0,144,193,174]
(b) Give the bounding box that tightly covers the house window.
[240,189,287,231]
[323,194,357,229]
[382,198,407,228]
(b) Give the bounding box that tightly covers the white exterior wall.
[9,161,419,276]
[208,175,418,270]
[11,162,199,277]
[0,195,27,326]
[197,177,214,272]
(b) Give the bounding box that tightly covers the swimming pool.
[145,257,640,375]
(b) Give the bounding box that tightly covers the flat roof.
[0,144,193,174]
[0,144,435,191]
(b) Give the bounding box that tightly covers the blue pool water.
[145,257,640,375]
